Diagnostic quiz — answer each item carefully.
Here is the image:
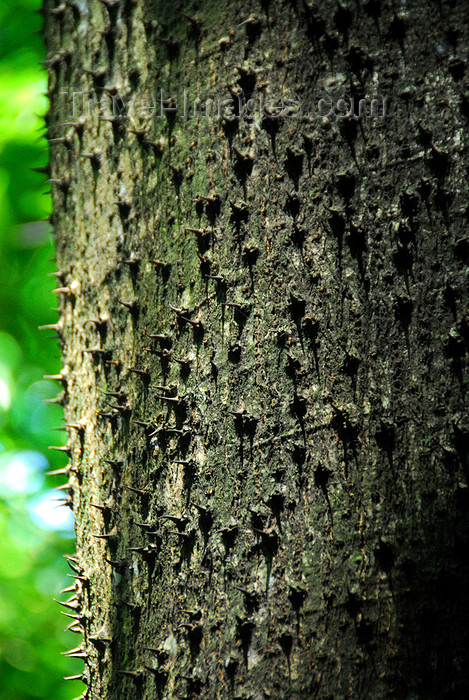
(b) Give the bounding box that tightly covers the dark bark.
[44,0,469,697]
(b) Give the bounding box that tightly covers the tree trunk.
[44,0,469,697]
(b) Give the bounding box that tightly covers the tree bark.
[44,0,469,697]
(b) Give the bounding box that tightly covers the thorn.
[38,322,62,332]
[62,644,87,658]
[64,674,85,682]
[43,373,64,381]
[143,332,171,342]
[205,274,225,282]
[127,127,149,138]
[148,348,172,359]
[54,483,72,492]
[134,521,154,530]
[106,558,127,570]
[178,315,202,327]
[128,368,149,378]
[91,502,106,512]
[118,669,143,679]
[60,611,83,620]
[159,515,190,529]
[104,458,124,468]
[89,625,112,644]
[54,496,73,509]
[46,466,71,476]
[173,357,190,367]
[63,554,80,572]
[65,622,84,634]
[47,178,67,186]
[125,486,148,497]
[118,300,139,315]
[169,304,185,314]
[133,419,151,429]
[60,118,85,128]
[48,445,71,453]
[82,347,108,355]
[238,15,259,27]
[122,257,140,267]
[54,597,80,610]
[165,427,191,436]
[84,317,108,329]
[167,530,189,538]
[154,394,180,404]
[52,280,79,295]
[96,410,119,420]
[43,394,65,404]
[184,226,206,234]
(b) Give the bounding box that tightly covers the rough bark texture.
[44,0,469,698]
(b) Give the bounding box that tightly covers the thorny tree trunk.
[44,0,469,698]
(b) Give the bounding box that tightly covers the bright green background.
[0,1,83,697]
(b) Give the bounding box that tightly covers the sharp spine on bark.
[166,426,191,435]
[143,332,172,343]
[125,486,148,497]
[133,419,152,429]
[52,280,79,295]
[43,393,65,405]
[118,669,143,679]
[154,394,181,404]
[64,554,80,571]
[48,445,71,453]
[65,621,85,634]
[46,465,71,476]
[61,610,85,620]
[53,483,72,492]
[64,674,87,682]
[54,597,80,610]
[38,321,63,332]
[62,645,87,659]
[82,347,108,355]
[96,410,119,420]
[118,300,139,316]
[66,573,88,581]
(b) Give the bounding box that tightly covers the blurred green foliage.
[0,1,83,697]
